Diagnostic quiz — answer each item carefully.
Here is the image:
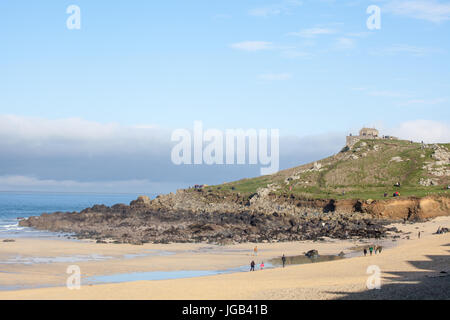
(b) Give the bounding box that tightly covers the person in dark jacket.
[250,260,255,271]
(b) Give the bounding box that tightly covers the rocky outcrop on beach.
[19,201,390,244]
[18,188,448,245]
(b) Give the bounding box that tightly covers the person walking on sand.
[418,231,421,239]
[369,246,373,256]
[254,246,258,256]
[260,262,265,270]
[378,246,382,254]
[282,254,287,268]
[250,261,255,272]
[364,248,367,256]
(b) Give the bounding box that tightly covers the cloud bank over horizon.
[1,115,449,193]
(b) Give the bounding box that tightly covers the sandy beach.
[0,216,449,300]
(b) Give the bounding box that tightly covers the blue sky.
[1,0,450,193]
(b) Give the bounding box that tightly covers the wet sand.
[0,216,448,299]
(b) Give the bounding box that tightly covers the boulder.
[305,249,319,258]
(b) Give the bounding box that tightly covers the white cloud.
[258,73,293,81]
[0,175,185,194]
[389,120,450,143]
[0,114,346,193]
[0,114,120,141]
[0,114,167,155]
[230,41,274,51]
[384,0,450,23]
[288,27,337,38]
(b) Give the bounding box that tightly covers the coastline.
[1,216,449,299]
[0,192,143,240]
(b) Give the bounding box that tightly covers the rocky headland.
[19,138,450,245]
[20,191,450,245]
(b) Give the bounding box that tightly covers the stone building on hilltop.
[346,127,397,148]
[359,128,379,138]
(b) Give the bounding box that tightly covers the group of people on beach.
[249,247,288,271]
[363,245,382,256]
[250,260,265,271]
[250,246,265,271]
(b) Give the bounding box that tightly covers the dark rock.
[18,198,390,245]
[305,250,319,258]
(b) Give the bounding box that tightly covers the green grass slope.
[204,139,450,201]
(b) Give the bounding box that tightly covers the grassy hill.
[204,139,450,201]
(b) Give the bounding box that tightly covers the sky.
[1,0,450,193]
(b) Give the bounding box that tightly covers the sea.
[0,192,147,238]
